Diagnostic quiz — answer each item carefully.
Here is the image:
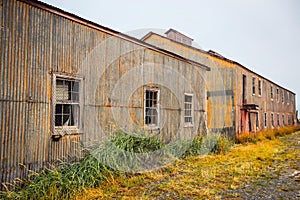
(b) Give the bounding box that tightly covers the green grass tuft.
[0,130,234,199]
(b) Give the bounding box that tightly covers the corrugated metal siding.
[143,33,296,136]
[143,34,235,136]
[1,0,208,185]
[0,0,82,184]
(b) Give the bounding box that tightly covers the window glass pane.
[70,104,79,126]
[55,77,81,128]
[184,94,193,125]
[185,95,192,103]
[145,90,158,125]
[56,79,69,101]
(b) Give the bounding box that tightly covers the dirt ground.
[223,132,300,199]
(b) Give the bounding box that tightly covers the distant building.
[142,29,297,137]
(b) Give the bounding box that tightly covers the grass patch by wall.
[76,131,300,199]
[235,125,300,144]
[0,131,236,199]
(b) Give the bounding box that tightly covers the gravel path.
[223,132,300,200]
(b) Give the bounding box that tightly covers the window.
[252,77,256,95]
[53,75,82,135]
[277,114,280,127]
[271,113,274,127]
[276,88,279,102]
[264,113,267,128]
[144,88,159,127]
[270,86,273,99]
[184,94,193,126]
[282,114,285,126]
[288,115,291,125]
[287,92,290,105]
[258,80,262,96]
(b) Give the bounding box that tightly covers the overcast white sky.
[43,0,300,115]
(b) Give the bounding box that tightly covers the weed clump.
[0,153,112,200]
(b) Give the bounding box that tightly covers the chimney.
[165,28,193,46]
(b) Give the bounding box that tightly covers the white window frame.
[184,93,194,127]
[144,87,160,129]
[52,74,83,136]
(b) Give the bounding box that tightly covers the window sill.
[145,125,160,130]
[53,127,82,136]
[184,123,194,128]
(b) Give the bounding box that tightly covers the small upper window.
[144,88,159,127]
[258,80,262,96]
[252,77,256,95]
[184,94,193,126]
[276,88,279,102]
[270,86,274,99]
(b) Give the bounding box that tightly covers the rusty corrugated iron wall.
[142,34,236,137]
[0,0,83,184]
[0,0,208,185]
[142,32,296,136]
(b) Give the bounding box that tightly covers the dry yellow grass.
[235,125,300,144]
[76,131,300,199]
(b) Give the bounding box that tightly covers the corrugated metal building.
[142,29,296,136]
[0,0,209,184]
